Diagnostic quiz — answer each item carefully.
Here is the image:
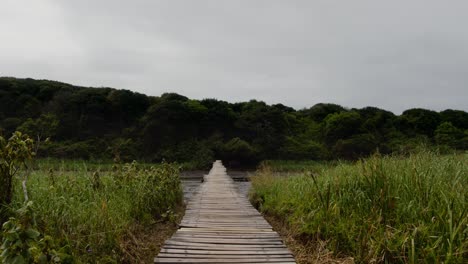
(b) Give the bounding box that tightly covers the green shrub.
[0,132,34,221]
[1,202,73,264]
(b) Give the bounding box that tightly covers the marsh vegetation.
[251,150,467,263]
[1,136,183,263]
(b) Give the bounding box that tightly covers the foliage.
[302,103,346,122]
[1,77,468,167]
[399,108,441,137]
[221,137,258,165]
[279,137,327,160]
[435,122,464,148]
[251,151,468,263]
[17,113,59,153]
[1,202,72,264]
[324,111,362,143]
[0,132,34,221]
[332,133,378,159]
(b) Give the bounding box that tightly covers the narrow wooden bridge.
[155,160,296,263]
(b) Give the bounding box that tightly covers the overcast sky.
[1,0,467,113]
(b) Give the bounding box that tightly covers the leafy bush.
[0,132,34,221]
[1,202,72,264]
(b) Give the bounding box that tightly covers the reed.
[4,161,182,262]
[251,150,467,263]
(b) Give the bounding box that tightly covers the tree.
[107,89,150,129]
[434,122,463,148]
[17,113,59,154]
[234,100,288,158]
[221,137,258,166]
[0,118,23,136]
[140,96,207,156]
[303,103,346,122]
[358,107,396,134]
[324,111,362,143]
[440,109,468,129]
[399,108,441,137]
[280,137,327,160]
[199,99,237,138]
[2,76,468,164]
[333,133,378,160]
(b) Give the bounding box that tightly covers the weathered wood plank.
[163,241,286,248]
[172,234,281,239]
[160,248,292,255]
[155,161,295,263]
[167,238,283,244]
[158,253,294,258]
[162,245,287,251]
[155,258,296,263]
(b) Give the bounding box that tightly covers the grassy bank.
[260,160,339,172]
[251,151,467,263]
[34,157,205,172]
[2,161,183,263]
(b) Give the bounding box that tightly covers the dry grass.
[264,214,354,264]
[119,205,184,263]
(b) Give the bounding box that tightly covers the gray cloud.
[1,0,467,113]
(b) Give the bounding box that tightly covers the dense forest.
[1,77,467,167]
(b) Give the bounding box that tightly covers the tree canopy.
[1,77,467,168]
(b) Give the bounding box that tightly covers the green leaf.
[37,254,48,264]
[25,228,40,239]
[10,255,26,264]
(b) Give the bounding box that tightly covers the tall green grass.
[5,161,182,262]
[251,151,467,263]
[260,160,336,172]
[34,158,161,171]
[34,157,205,172]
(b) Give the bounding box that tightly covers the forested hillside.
[1,77,467,167]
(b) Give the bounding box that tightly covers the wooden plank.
[155,160,296,263]
[177,227,274,232]
[158,253,293,258]
[163,241,286,248]
[172,234,281,239]
[160,248,292,255]
[162,245,287,251]
[155,258,296,263]
[167,238,283,244]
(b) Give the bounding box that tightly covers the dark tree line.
[1,77,467,168]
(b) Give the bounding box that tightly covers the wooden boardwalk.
[155,161,296,263]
